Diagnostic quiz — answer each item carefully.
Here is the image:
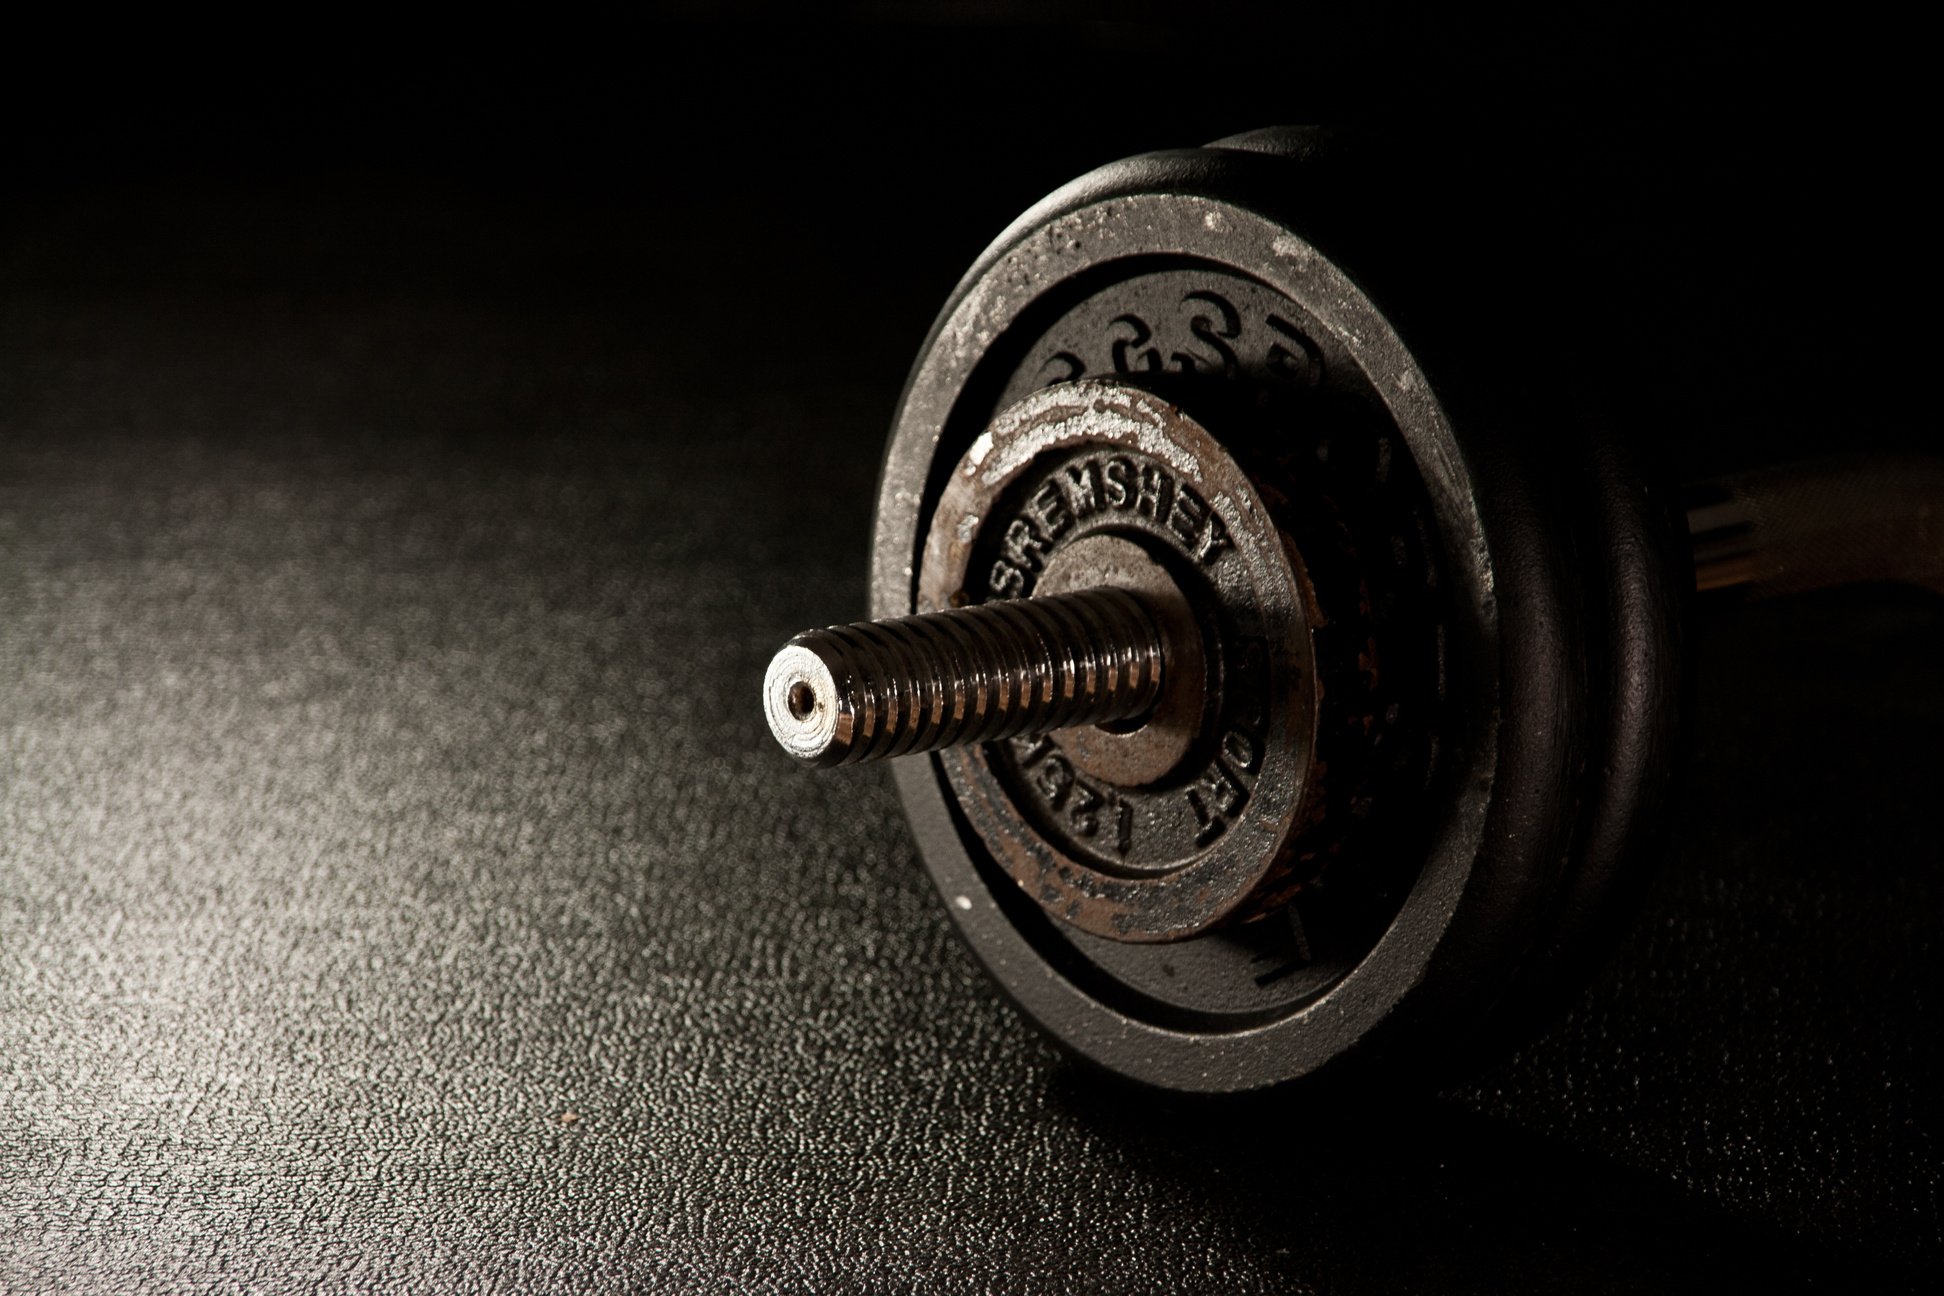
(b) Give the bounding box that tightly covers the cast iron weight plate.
[917,382,1316,945]
[865,130,1687,1093]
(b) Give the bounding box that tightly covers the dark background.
[3,14,1938,1293]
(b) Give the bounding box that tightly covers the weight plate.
[918,380,1316,942]
[873,136,1673,1092]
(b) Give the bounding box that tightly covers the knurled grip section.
[1689,455,1944,599]
[764,588,1166,768]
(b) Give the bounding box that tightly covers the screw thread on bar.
[763,587,1166,768]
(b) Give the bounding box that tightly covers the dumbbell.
[759,127,1944,1094]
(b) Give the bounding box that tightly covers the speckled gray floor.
[2,181,1937,1293]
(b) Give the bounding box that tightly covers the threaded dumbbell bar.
[766,458,1944,773]
[762,586,1167,767]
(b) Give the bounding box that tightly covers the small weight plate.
[918,380,1318,943]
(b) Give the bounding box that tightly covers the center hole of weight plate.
[787,680,817,721]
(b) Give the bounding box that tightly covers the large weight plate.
[872,135,1675,1092]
